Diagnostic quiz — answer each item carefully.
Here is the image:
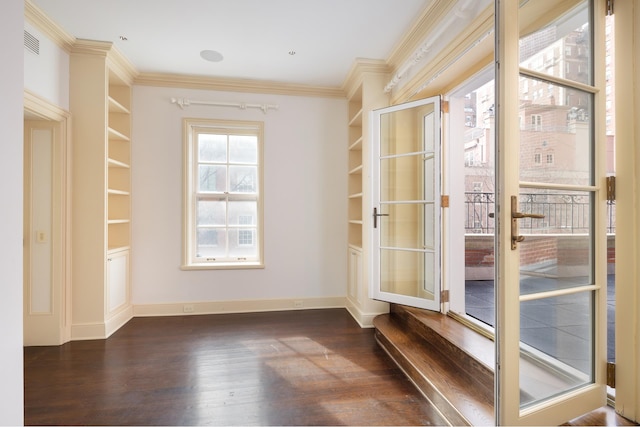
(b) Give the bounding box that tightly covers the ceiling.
[31,0,430,88]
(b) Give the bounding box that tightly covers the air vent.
[24,30,40,55]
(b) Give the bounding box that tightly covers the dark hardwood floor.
[24,309,447,426]
[24,308,638,426]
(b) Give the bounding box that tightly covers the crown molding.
[107,46,138,86]
[135,72,345,98]
[391,7,494,103]
[70,39,112,57]
[70,39,138,84]
[385,0,458,73]
[385,1,494,98]
[24,0,75,52]
[341,58,391,98]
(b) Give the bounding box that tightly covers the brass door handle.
[511,195,545,249]
[512,212,545,219]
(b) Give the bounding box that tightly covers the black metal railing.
[465,192,616,234]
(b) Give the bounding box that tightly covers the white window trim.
[182,118,264,270]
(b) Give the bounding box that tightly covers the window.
[534,153,542,164]
[465,151,475,166]
[546,153,554,164]
[183,118,264,269]
[531,114,542,131]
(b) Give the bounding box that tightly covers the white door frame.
[613,0,640,421]
[23,90,72,346]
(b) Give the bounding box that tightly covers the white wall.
[0,1,25,425]
[132,86,348,307]
[24,21,70,110]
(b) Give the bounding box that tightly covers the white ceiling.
[32,0,430,88]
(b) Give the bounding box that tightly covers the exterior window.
[546,153,554,164]
[238,229,254,246]
[465,151,475,166]
[183,119,264,269]
[534,153,542,164]
[531,114,542,131]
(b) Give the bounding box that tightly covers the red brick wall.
[465,235,616,268]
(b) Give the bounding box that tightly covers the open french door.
[495,0,608,424]
[370,96,442,312]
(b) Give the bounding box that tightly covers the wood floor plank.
[24,309,449,426]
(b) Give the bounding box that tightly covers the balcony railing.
[465,192,616,234]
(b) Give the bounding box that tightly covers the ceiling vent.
[24,30,40,55]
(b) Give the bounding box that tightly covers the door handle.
[511,195,544,249]
[373,207,389,229]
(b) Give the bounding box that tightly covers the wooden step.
[373,304,495,426]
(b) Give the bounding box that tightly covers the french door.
[495,0,607,424]
[370,96,441,311]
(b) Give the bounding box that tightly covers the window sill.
[181,262,265,271]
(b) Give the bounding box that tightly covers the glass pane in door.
[380,249,433,299]
[520,291,594,407]
[519,1,592,86]
[518,77,593,187]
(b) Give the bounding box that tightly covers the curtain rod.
[170,97,279,114]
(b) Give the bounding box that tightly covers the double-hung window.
[183,119,264,269]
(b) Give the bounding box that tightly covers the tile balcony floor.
[465,274,616,372]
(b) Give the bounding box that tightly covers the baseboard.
[70,322,107,341]
[345,303,387,328]
[105,305,134,338]
[70,305,134,340]
[132,296,347,317]
[70,297,353,341]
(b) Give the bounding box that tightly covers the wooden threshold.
[373,304,638,427]
[374,304,494,426]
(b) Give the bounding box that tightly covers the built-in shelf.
[108,158,130,168]
[108,96,130,114]
[107,219,130,225]
[107,246,131,254]
[108,127,130,141]
[107,188,130,196]
[347,82,364,259]
[348,109,363,127]
[349,164,363,175]
[70,42,133,338]
[345,69,390,325]
[349,137,363,151]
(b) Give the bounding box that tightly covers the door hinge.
[441,195,450,208]
[441,100,449,113]
[607,362,616,388]
[441,290,450,303]
[606,176,616,201]
[607,0,614,16]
